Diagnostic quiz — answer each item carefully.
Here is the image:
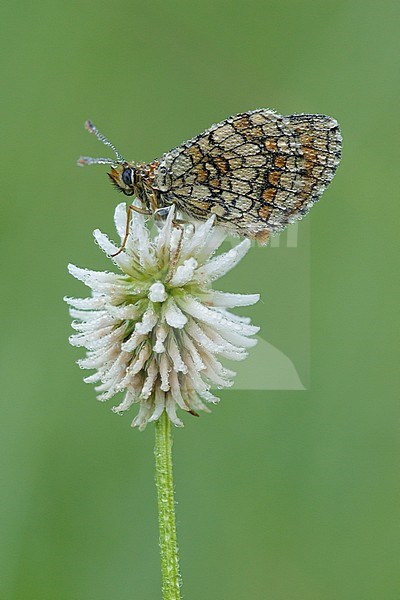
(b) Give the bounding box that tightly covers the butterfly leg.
[111,204,151,257]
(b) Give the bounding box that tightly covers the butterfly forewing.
[155,109,341,242]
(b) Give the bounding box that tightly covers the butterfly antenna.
[77,120,126,167]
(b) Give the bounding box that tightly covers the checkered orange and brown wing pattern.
[153,109,341,243]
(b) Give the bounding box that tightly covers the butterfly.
[79,109,341,254]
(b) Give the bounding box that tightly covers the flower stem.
[154,411,182,599]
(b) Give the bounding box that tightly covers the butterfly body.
[81,109,342,244]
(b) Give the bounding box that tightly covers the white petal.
[168,257,198,287]
[183,387,211,412]
[196,389,221,404]
[77,345,118,369]
[185,356,211,395]
[69,308,105,321]
[112,390,136,414]
[125,343,151,377]
[93,230,139,274]
[186,319,245,358]
[169,371,189,410]
[128,211,157,270]
[165,394,184,427]
[134,306,158,335]
[68,264,129,295]
[159,353,170,392]
[184,362,220,404]
[71,314,116,333]
[194,238,251,282]
[106,302,144,320]
[128,375,146,397]
[114,202,129,240]
[148,388,166,422]
[69,328,110,348]
[141,359,158,399]
[180,217,227,263]
[202,353,235,384]
[201,321,258,349]
[163,298,187,329]
[105,350,131,383]
[80,324,127,351]
[214,308,251,324]
[148,282,167,302]
[181,216,216,257]
[83,372,102,384]
[156,205,175,256]
[211,291,260,307]
[67,265,117,282]
[153,324,168,353]
[196,226,227,263]
[93,227,120,254]
[121,332,147,352]
[68,264,121,284]
[179,296,259,337]
[181,333,205,371]
[186,319,222,353]
[217,346,248,361]
[64,296,106,310]
[132,401,153,430]
[153,339,165,353]
[167,336,188,373]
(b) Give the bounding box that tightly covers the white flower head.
[65,204,259,430]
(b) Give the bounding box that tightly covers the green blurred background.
[1,1,398,598]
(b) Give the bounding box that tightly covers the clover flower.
[65,203,259,430]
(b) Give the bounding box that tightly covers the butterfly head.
[107,163,136,196]
[77,120,137,196]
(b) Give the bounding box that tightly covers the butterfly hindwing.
[154,109,342,241]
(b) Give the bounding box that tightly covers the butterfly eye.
[122,168,132,186]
